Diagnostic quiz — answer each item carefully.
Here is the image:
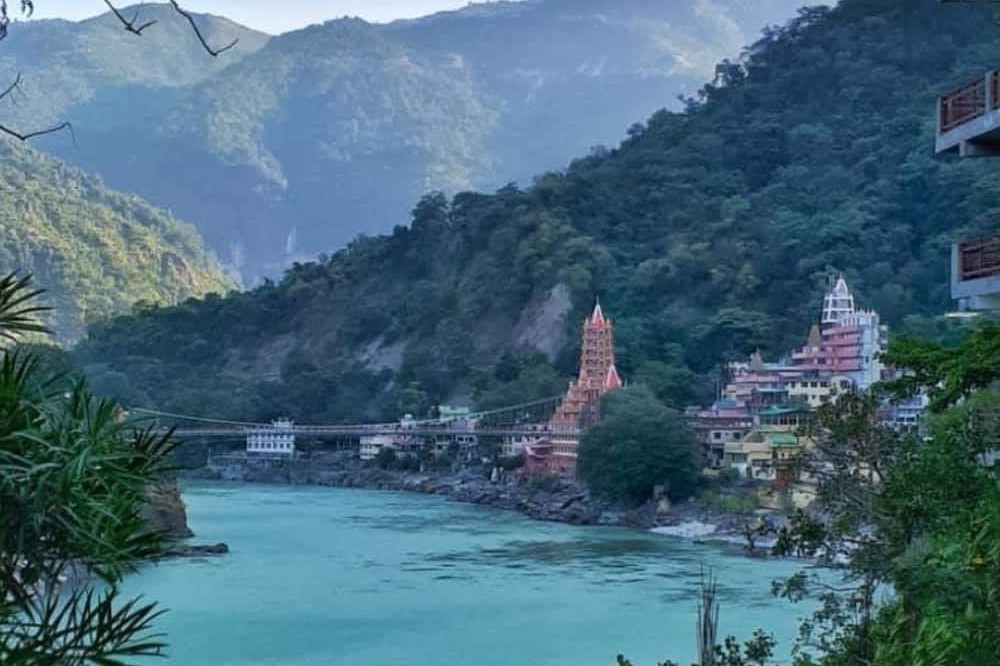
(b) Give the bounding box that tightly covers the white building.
[246,418,296,456]
[360,434,395,461]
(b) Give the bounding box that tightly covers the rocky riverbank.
[182,452,771,548]
[144,477,232,558]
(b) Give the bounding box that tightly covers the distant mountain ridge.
[11,0,809,280]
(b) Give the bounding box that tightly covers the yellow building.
[724,427,813,482]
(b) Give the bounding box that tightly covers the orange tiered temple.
[550,301,622,428]
[525,300,623,476]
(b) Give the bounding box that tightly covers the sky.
[28,1,506,34]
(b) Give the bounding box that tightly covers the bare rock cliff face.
[142,479,194,540]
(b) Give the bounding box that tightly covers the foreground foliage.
[753,326,1000,666]
[0,274,174,663]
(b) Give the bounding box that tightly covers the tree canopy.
[577,387,700,505]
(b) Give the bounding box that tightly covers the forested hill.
[28,0,806,280]
[75,0,1000,423]
[0,140,231,339]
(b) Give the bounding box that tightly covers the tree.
[763,326,1000,666]
[883,323,1000,412]
[0,273,175,663]
[577,386,700,505]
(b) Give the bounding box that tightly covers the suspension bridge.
[129,395,577,442]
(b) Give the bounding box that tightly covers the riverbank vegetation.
[577,387,700,505]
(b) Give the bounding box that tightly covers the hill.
[73,0,996,422]
[0,139,231,339]
[22,0,807,280]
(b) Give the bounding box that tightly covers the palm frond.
[0,273,50,342]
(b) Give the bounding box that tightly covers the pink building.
[723,351,804,409]
[792,277,887,390]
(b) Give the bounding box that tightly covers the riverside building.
[246,418,296,456]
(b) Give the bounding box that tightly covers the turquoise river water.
[124,482,814,665]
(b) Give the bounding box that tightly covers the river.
[125,481,814,665]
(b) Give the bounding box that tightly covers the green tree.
[577,386,700,505]
[0,273,174,663]
[764,326,1000,666]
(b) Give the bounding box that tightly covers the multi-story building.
[360,434,395,461]
[524,300,622,476]
[246,418,296,456]
[685,400,754,468]
[881,392,931,435]
[792,277,888,391]
[722,406,814,482]
[723,352,802,409]
[787,375,853,408]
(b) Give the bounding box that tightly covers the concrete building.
[951,237,1000,312]
[686,401,754,468]
[936,68,1000,157]
[882,392,930,435]
[723,352,803,409]
[246,418,296,456]
[359,434,394,461]
[786,375,853,408]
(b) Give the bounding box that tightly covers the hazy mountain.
[17,0,809,280]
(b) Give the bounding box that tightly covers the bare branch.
[102,0,156,35]
[0,120,71,141]
[0,71,21,102]
[168,0,237,57]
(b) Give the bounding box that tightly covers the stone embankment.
[183,452,762,544]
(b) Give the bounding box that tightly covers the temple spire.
[822,274,855,326]
[590,298,606,328]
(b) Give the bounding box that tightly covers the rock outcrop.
[142,478,194,540]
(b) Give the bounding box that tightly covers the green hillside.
[0,139,231,339]
[74,0,997,422]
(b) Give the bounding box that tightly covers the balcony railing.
[940,76,989,133]
[958,237,1000,281]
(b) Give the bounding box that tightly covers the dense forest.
[0,140,230,339]
[18,0,805,280]
[75,0,1000,424]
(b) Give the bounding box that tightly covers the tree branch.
[168,0,237,57]
[0,71,72,142]
[102,0,155,35]
[0,120,71,141]
[0,71,21,102]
